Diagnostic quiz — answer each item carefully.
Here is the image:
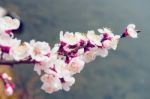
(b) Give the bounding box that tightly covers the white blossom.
[0,16,20,32]
[41,75,62,94]
[60,31,80,45]
[82,48,97,63]
[87,30,102,46]
[126,24,138,38]
[98,27,114,37]
[9,42,31,61]
[96,48,108,57]
[62,76,75,91]
[29,40,51,62]
[67,57,85,75]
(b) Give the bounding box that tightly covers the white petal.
[96,48,108,57]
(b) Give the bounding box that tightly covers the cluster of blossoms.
[0,73,15,96]
[0,7,140,94]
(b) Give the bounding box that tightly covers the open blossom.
[82,48,97,63]
[111,35,120,50]
[48,59,69,78]
[41,74,56,83]
[75,32,88,43]
[9,42,31,61]
[29,40,51,62]
[101,34,120,50]
[126,24,138,38]
[67,57,85,75]
[60,31,79,45]
[34,60,53,75]
[62,76,75,91]
[0,16,20,32]
[0,33,21,52]
[87,30,102,46]
[98,27,114,37]
[41,75,62,94]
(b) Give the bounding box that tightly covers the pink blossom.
[67,57,85,75]
[30,40,51,62]
[41,76,62,94]
[82,48,97,63]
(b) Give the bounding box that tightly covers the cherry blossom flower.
[67,57,85,75]
[96,48,108,57]
[61,76,75,91]
[41,75,62,94]
[9,42,31,61]
[0,16,20,33]
[102,35,120,50]
[98,27,114,37]
[34,60,52,75]
[82,48,97,63]
[75,32,88,43]
[111,35,120,50]
[126,24,138,38]
[87,30,102,46]
[29,40,51,62]
[0,33,21,50]
[60,31,80,45]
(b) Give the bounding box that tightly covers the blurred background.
[0,0,150,99]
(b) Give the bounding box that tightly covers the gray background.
[0,0,150,99]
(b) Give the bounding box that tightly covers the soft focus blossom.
[87,30,102,46]
[82,48,97,63]
[96,48,108,57]
[67,57,85,75]
[60,31,79,45]
[29,40,51,62]
[75,32,87,42]
[49,59,69,78]
[101,34,120,50]
[9,42,31,61]
[62,76,75,91]
[111,35,120,50]
[41,74,55,83]
[126,24,138,38]
[41,75,62,94]
[0,33,21,49]
[98,27,114,37]
[2,53,14,61]
[34,61,52,75]
[102,40,112,49]
[5,84,13,96]
[0,16,20,32]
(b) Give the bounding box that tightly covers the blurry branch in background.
[0,65,18,99]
